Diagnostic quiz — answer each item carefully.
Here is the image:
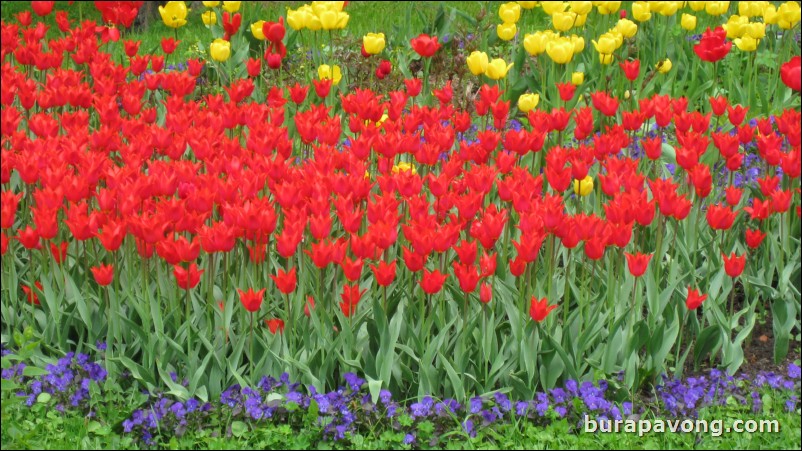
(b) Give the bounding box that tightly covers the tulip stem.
[674,309,688,377]
[186,286,191,358]
[249,312,254,379]
[285,292,292,348]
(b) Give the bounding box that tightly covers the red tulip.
[313,78,331,97]
[49,242,68,265]
[22,282,43,306]
[479,283,492,304]
[625,252,652,278]
[263,17,286,43]
[745,228,766,249]
[706,204,736,230]
[340,256,363,282]
[722,252,746,278]
[222,12,242,38]
[724,186,743,206]
[31,1,55,16]
[556,82,576,102]
[419,269,448,295]
[452,261,480,293]
[238,288,266,313]
[339,284,366,318]
[161,37,179,55]
[304,296,316,317]
[590,91,619,117]
[271,267,297,295]
[685,287,707,310]
[404,78,422,97]
[288,82,308,104]
[529,297,557,322]
[91,264,114,287]
[693,27,731,63]
[709,96,728,116]
[370,260,396,287]
[410,33,440,57]
[246,57,261,77]
[780,56,801,91]
[174,264,204,290]
[619,59,640,82]
[16,226,40,250]
[265,318,285,334]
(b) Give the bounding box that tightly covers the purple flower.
[788,363,801,380]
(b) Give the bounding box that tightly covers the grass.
[3,398,800,450]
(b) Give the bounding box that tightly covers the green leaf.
[694,326,723,366]
[230,420,248,438]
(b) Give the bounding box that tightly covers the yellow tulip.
[518,1,538,9]
[599,53,614,64]
[569,1,592,15]
[546,37,574,64]
[304,6,322,30]
[251,20,266,40]
[201,10,217,26]
[517,93,540,112]
[705,1,730,16]
[744,22,765,39]
[571,35,585,53]
[318,64,342,84]
[573,176,593,196]
[363,32,385,54]
[723,15,748,38]
[392,162,417,175]
[778,1,801,29]
[202,1,220,7]
[497,23,517,41]
[615,18,638,38]
[319,10,338,29]
[541,1,566,15]
[222,1,241,13]
[335,11,350,29]
[574,13,588,26]
[572,71,584,85]
[596,1,621,15]
[592,33,617,54]
[763,5,779,24]
[734,35,758,51]
[287,8,307,30]
[681,13,697,31]
[738,1,767,17]
[159,1,188,29]
[656,58,672,74]
[523,32,549,55]
[631,1,651,21]
[210,38,231,62]
[655,1,680,16]
[687,1,706,11]
[499,2,522,23]
[466,51,489,76]
[552,11,577,31]
[486,58,514,80]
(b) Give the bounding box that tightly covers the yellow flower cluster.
[591,17,636,65]
[466,51,514,80]
[523,31,584,64]
[287,1,350,31]
[496,2,521,41]
[632,1,800,32]
[318,64,342,84]
[392,162,417,175]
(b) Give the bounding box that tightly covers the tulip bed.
[1,1,801,446]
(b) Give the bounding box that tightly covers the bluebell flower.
[788,363,801,380]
